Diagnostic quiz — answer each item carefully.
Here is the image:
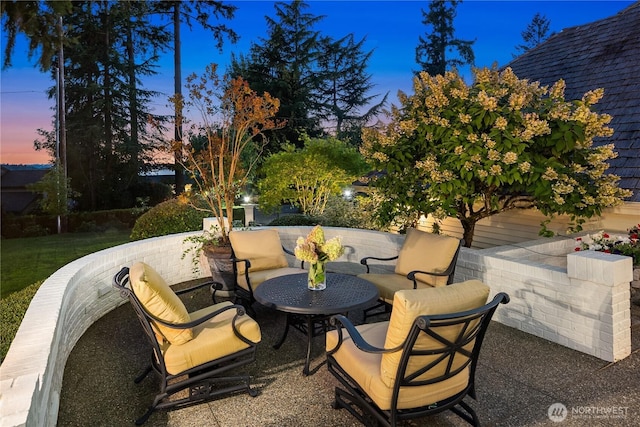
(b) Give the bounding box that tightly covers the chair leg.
[134,365,153,384]
[334,386,388,427]
[136,374,258,424]
[450,400,480,426]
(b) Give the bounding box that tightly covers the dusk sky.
[0,0,635,165]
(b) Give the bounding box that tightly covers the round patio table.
[253,272,379,375]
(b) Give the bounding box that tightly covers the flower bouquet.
[294,225,344,290]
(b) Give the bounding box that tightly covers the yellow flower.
[489,164,503,176]
[488,149,501,161]
[459,113,471,124]
[518,161,531,173]
[542,167,558,181]
[503,151,518,164]
[295,225,344,264]
[476,90,498,111]
[493,116,508,131]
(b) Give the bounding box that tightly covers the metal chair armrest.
[231,257,251,270]
[148,303,248,330]
[359,255,399,273]
[174,280,218,295]
[328,314,403,355]
[283,245,304,268]
[407,269,451,288]
[283,246,294,256]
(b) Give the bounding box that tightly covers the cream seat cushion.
[162,301,262,375]
[327,280,490,411]
[394,228,460,286]
[129,262,193,345]
[356,273,433,305]
[229,229,289,274]
[326,321,469,411]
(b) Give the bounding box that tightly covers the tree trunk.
[460,218,475,248]
[57,16,67,232]
[126,7,139,179]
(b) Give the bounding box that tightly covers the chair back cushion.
[229,229,288,274]
[380,280,490,388]
[394,228,460,286]
[129,262,193,345]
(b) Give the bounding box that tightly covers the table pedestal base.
[274,313,333,375]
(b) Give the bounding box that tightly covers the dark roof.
[1,165,49,213]
[506,3,640,202]
[1,165,49,188]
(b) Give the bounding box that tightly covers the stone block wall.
[455,237,633,362]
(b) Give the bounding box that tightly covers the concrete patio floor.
[58,284,640,427]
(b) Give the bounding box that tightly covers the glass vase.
[308,261,327,290]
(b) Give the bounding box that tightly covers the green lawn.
[1,230,132,298]
[1,230,132,363]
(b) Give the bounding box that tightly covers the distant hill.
[1,164,51,171]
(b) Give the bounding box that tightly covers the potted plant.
[170,63,284,292]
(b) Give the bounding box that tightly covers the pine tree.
[231,0,385,148]
[513,13,553,57]
[415,0,475,76]
[316,34,388,146]
[1,0,72,70]
[58,1,170,210]
[236,0,323,147]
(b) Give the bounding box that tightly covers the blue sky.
[0,0,635,164]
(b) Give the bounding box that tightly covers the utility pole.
[173,3,185,194]
[57,15,67,233]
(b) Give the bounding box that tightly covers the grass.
[0,230,132,363]
[0,281,43,363]
[1,230,131,298]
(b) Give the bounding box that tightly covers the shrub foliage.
[130,199,210,240]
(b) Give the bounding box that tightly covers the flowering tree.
[170,63,284,244]
[361,67,632,247]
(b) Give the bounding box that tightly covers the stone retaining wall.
[0,227,633,426]
[454,236,633,362]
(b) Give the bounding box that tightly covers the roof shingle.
[507,3,640,201]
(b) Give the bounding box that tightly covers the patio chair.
[326,280,509,427]
[229,228,303,313]
[358,228,463,320]
[113,262,261,425]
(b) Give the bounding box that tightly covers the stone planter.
[203,244,235,298]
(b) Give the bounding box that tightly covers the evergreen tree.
[56,1,169,210]
[513,13,553,57]
[1,0,72,70]
[232,0,323,147]
[415,0,475,75]
[316,34,388,146]
[231,0,385,148]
